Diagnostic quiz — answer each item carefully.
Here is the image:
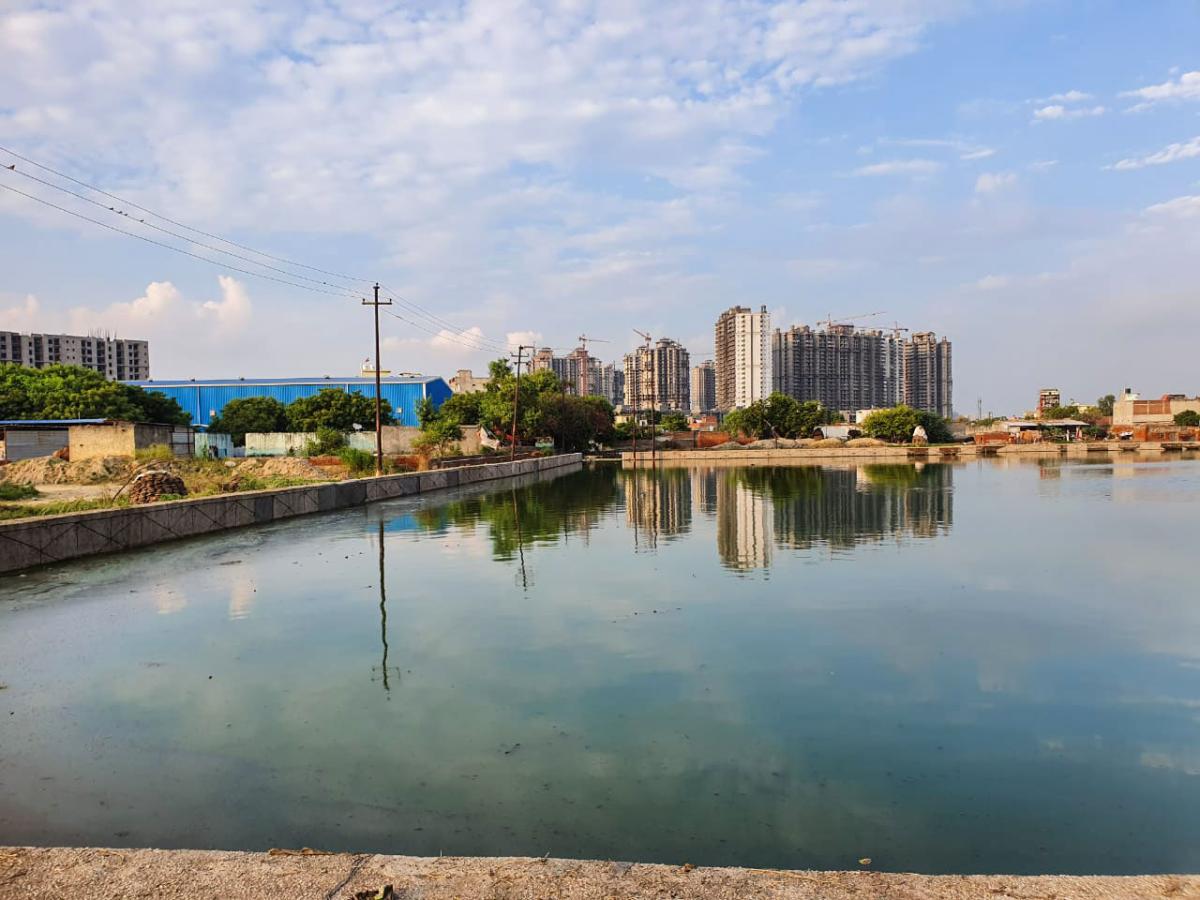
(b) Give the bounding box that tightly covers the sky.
[1,0,1198,415]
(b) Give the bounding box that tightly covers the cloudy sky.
[1,0,1198,414]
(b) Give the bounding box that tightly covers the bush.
[0,482,39,501]
[305,427,346,456]
[135,443,175,462]
[1174,410,1200,427]
[337,447,375,475]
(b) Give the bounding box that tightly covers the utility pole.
[510,345,528,462]
[362,283,392,476]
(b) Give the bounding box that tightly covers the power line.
[0,145,520,349]
[0,181,359,299]
[0,143,367,286]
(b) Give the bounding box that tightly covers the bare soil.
[0,848,1194,900]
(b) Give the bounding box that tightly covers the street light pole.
[362,283,392,476]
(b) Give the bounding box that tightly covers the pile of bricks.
[128,471,188,504]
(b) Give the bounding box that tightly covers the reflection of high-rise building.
[690,360,717,413]
[772,324,903,414]
[623,338,690,411]
[904,332,953,418]
[765,464,954,550]
[691,468,718,517]
[715,305,771,411]
[625,468,692,547]
[716,473,772,570]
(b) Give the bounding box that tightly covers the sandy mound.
[709,441,745,451]
[812,438,846,448]
[846,437,887,447]
[0,455,133,485]
[234,457,333,480]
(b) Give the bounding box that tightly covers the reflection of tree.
[410,469,619,560]
[623,467,693,549]
[726,464,953,552]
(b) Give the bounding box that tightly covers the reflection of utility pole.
[372,521,400,694]
[511,488,529,591]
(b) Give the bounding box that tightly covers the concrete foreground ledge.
[1,848,1195,900]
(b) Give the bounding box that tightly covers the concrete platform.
[0,848,1195,899]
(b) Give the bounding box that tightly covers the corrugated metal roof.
[128,376,442,387]
[0,418,111,426]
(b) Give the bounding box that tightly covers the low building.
[998,418,1090,442]
[125,375,451,428]
[69,421,194,460]
[0,419,75,461]
[448,369,490,394]
[1112,390,1200,426]
[1037,388,1061,417]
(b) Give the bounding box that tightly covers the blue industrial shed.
[126,376,452,428]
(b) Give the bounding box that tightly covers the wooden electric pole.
[510,345,529,462]
[362,283,392,476]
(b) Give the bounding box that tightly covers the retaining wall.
[622,442,1197,464]
[0,453,582,575]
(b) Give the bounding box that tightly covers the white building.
[714,305,770,411]
[0,331,149,380]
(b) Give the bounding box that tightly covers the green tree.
[286,388,392,432]
[0,364,188,423]
[1096,394,1116,416]
[1041,404,1081,420]
[208,396,289,446]
[659,412,689,432]
[1174,410,1200,427]
[723,393,832,439]
[862,406,953,443]
[540,394,615,451]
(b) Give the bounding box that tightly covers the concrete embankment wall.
[622,442,1196,464]
[0,453,581,575]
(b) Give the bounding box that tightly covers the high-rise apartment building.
[714,305,770,411]
[690,360,717,413]
[772,324,903,414]
[1036,388,1061,417]
[623,338,690,411]
[903,332,953,419]
[0,331,149,380]
[597,362,625,408]
[529,346,602,396]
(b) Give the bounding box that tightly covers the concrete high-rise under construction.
[623,338,690,412]
[0,330,149,380]
[690,360,716,413]
[529,346,602,397]
[771,324,903,414]
[903,332,953,419]
[771,322,952,418]
[714,305,770,411]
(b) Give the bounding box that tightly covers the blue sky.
[1,0,1198,414]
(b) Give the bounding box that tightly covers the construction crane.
[819,310,886,329]
[890,321,911,341]
[576,334,610,354]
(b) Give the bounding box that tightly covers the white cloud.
[0,294,42,330]
[505,331,544,351]
[1032,104,1105,121]
[975,171,1017,194]
[972,274,1010,290]
[852,159,942,177]
[1144,195,1200,219]
[199,276,251,331]
[1039,90,1092,104]
[874,137,994,160]
[1121,70,1200,111]
[1111,136,1200,171]
[1028,160,1058,172]
[787,257,867,280]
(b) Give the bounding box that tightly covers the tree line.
[208,390,394,446]
[0,365,190,424]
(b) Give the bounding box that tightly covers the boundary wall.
[0,453,581,574]
[622,442,1198,464]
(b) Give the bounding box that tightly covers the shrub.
[337,447,375,475]
[0,482,39,501]
[135,443,175,462]
[305,427,347,456]
[1174,410,1200,427]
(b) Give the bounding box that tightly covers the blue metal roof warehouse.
[125,376,451,428]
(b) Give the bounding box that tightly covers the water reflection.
[617,464,953,571]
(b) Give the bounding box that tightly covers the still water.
[2,458,1200,874]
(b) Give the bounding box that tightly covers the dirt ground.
[0,848,1195,900]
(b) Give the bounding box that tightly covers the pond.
[2,458,1199,874]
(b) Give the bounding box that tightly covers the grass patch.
[0,482,39,501]
[0,495,130,521]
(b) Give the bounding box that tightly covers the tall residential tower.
[714,305,770,411]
